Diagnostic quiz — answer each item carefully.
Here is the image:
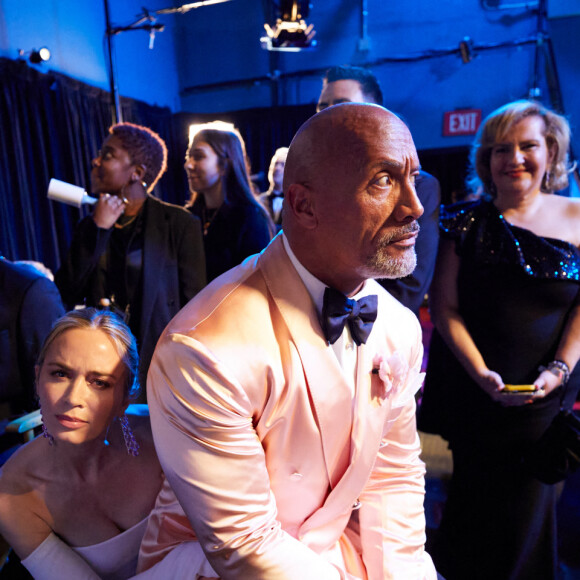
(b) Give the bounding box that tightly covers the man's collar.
[282,234,370,317]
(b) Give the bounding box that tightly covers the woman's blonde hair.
[37,308,140,402]
[467,100,574,197]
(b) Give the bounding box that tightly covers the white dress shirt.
[283,234,375,397]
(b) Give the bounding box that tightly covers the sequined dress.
[418,199,580,580]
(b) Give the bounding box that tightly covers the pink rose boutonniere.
[371,351,425,407]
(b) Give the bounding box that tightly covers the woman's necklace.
[114,194,146,229]
[203,205,221,236]
[115,202,144,230]
[114,214,138,230]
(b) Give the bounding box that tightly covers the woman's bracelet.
[538,360,571,386]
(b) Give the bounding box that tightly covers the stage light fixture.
[261,1,316,52]
[188,121,236,145]
[19,47,51,64]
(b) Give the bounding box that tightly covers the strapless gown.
[22,518,147,579]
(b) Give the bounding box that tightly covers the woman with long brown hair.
[185,124,274,282]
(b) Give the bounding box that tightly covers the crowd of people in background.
[0,63,578,580]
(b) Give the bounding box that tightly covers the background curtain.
[0,57,177,273]
[0,57,469,274]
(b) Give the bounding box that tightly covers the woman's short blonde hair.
[467,100,574,197]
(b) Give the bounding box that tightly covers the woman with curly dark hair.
[56,123,206,393]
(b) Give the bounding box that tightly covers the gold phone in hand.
[504,384,536,392]
[502,384,542,396]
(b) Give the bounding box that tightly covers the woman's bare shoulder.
[0,437,47,493]
[0,439,52,559]
[560,197,580,245]
[542,195,580,245]
[547,194,580,212]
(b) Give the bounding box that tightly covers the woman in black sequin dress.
[418,101,580,580]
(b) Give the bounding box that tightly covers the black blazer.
[55,195,206,393]
[189,199,273,282]
[0,259,64,413]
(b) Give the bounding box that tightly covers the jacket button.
[352,499,361,510]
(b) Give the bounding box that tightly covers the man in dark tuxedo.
[0,258,64,415]
[317,65,441,316]
[258,147,288,230]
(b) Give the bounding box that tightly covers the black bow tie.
[321,287,378,346]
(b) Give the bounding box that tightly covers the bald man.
[140,104,437,579]
[317,65,441,316]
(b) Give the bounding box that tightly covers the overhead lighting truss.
[261,1,316,52]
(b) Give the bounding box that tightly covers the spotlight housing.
[261,1,316,52]
[20,47,51,64]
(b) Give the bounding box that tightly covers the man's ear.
[286,183,318,229]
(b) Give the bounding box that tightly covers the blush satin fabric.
[141,234,436,580]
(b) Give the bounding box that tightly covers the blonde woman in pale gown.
[0,309,217,579]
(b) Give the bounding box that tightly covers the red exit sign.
[443,109,482,136]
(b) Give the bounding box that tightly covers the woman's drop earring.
[120,415,139,456]
[41,412,54,446]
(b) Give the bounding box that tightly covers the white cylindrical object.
[47,178,97,208]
